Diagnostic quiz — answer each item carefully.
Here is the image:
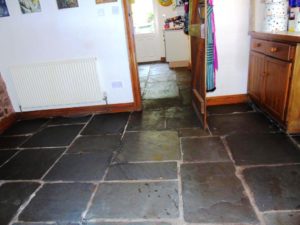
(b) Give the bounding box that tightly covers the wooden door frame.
[122,0,142,111]
[189,0,208,129]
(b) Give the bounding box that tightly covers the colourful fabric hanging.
[183,0,189,34]
[206,0,218,92]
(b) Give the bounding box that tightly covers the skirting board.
[160,57,166,62]
[0,114,18,134]
[18,102,139,120]
[169,61,190,68]
[207,94,249,106]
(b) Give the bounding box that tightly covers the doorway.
[139,63,192,109]
[131,0,160,62]
[126,0,192,109]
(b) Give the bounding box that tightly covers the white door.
[131,0,160,63]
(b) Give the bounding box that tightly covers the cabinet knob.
[270,47,278,53]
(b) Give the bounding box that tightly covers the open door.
[190,0,207,129]
[131,0,160,63]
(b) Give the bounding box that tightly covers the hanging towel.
[183,0,189,34]
[206,0,218,92]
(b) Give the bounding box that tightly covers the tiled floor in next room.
[0,65,300,225]
[139,63,192,109]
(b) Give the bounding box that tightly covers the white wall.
[151,0,252,97]
[207,0,251,97]
[134,2,184,63]
[0,0,133,112]
[155,4,184,58]
[253,0,265,32]
[135,2,184,60]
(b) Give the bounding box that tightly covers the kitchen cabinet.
[264,57,292,121]
[248,32,300,133]
[248,52,265,103]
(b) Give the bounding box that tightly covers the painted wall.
[134,2,185,63]
[155,4,185,58]
[0,0,133,112]
[253,0,265,32]
[207,0,251,97]
[135,0,184,63]
[154,0,252,97]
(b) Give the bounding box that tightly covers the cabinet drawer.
[251,39,267,54]
[265,41,295,61]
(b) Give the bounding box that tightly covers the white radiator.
[10,58,104,111]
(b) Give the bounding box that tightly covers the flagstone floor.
[0,63,299,225]
[139,63,192,110]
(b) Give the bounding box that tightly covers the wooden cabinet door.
[264,57,292,121]
[248,52,265,103]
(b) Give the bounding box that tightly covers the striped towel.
[206,0,218,92]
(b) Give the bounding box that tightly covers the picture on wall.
[0,0,9,17]
[19,0,41,14]
[96,0,117,4]
[57,0,79,9]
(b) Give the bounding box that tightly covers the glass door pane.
[131,0,156,34]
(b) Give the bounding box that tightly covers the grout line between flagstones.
[40,116,94,181]
[12,221,56,225]
[81,181,99,223]
[235,168,266,225]
[262,209,300,214]
[8,183,44,225]
[185,223,260,225]
[237,162,300,170]
[16,146,71,150]
[288,134,300,151]
[46,121,89,127]
[178,137,185,224]
[0,133,32,137]
[18,118,53,147]
[7,116,94,225]
[221,137,266,225]
[207,110,256,117]
[116,160,179,164]
[0,178,178,185]
[86,218,181,223]
[0,150,21,169]
[0,119,55,169]
[82,113,133,222]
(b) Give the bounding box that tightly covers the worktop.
[250,31,300,43]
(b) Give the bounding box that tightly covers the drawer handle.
[270,47,278,53]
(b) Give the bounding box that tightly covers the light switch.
[112,81,123,88]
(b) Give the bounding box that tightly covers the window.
[131,0,155,34]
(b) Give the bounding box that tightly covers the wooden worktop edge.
[250,31,300,43]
